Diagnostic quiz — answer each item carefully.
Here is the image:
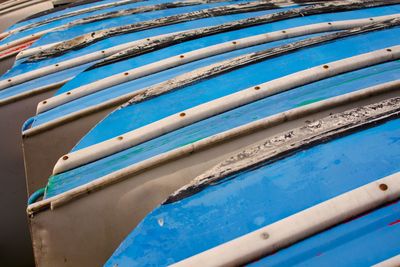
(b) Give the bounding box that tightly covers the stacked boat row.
[1,0,400,266]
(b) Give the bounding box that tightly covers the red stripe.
[389,219,400,226]
[0,39,37,58]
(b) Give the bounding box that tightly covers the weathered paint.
[44,56,400,198]
[28,23,400,132]
[26,1,286,61]
[28,0,400,61]
[2,3,399,106]
[105,107,400,266]
[165,98,400,203]
[54,5,400,96]
[0,4,288,102]
[0,0,241,55]
[35,17,400,115]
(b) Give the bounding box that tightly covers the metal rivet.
[124,72,129,76]
[254,86,261,90]
[387,49,392,52]
[62,155,69,160]
[66,92,71,95]
[261,232,269,239]
[117,136,123,140]
[180,55,185,58]
[42,101,47,104]
[379,183,388,191]
[179,112,186,117]
[232,41,237,45]
[323,65,329,69]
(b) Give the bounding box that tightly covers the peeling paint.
[29,0,400,61]
[123,18,400,107]
[165,97,400,203]
[29,1,284,61]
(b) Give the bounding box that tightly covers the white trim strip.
[0,78,69,106]
[36,14,400,114]
[16,41,62,59]
[171,172,400,267]
[26,80,400,212]
[50,46,400,175]
[0,29,50,53]
[0,31,179,91]
[373,255,400,267]
[2,13,398,92]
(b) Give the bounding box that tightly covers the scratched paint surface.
[104,118,400,266]
[53,4,400,95]
[30,27,400,128]
[1,5,399,102]
[44,58,400,199]
[67,27,400,149]
[27,4,400,65]
[0,8,287,100]
[2,7,285,79]
[73,60,400,151]
[31,33,321,127]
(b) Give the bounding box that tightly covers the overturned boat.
[106,98,400,266]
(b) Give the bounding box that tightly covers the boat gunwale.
[170,171,400,267]
[47,46,400,175]
[34,15,400,114]
[26,79,400,214]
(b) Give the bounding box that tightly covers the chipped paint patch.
[165,97,400,204]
